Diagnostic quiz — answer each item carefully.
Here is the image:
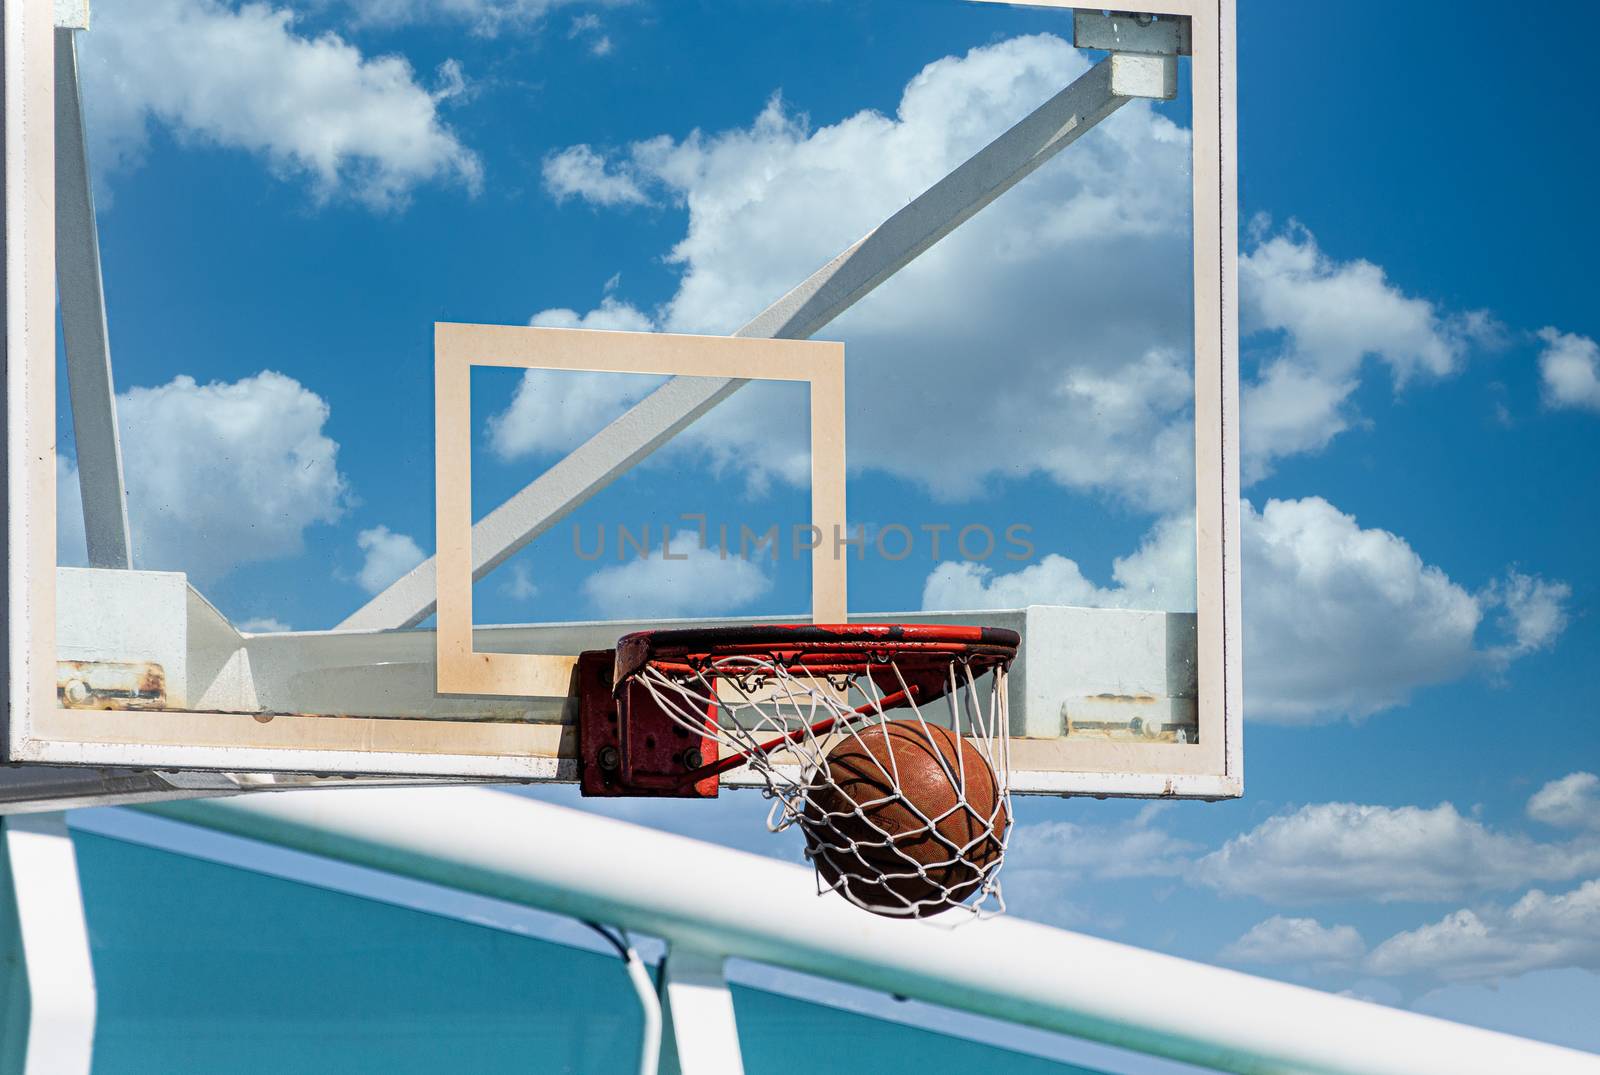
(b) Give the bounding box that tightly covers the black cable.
[583,919,631,961]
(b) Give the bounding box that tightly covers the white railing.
[140,788,1600,1075]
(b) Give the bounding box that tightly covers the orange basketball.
[802,719,1008,917]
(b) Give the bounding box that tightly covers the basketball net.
[632,654,1013,918]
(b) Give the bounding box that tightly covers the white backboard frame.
[4,1,1239,797]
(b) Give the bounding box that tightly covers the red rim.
[614,623,1019,686]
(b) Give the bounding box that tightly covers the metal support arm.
[54,27,133,569]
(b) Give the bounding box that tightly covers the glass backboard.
[4,0,1238,796]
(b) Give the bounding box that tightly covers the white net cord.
[633,654,1013,918]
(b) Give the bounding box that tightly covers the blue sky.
[52,0,1600,1060]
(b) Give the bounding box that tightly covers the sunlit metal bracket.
[1073,10,1192,55]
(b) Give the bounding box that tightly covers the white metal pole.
[0,814,96,1075]
[657,947,743,1075]
[624,941,662,1075]
[143,789,1600,1075]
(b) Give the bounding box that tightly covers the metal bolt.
[680,747,703,770]
[597,745,621,771]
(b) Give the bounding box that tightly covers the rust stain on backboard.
[1063,692,1198,744]
[57,660,167,710]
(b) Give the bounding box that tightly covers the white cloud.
[503,562,540,600]
[1528,773,1600,832]
[82,371,348,584]
[57,457,89,567]
[529,295,656,333]
[341,0,598,36]
[582,528,771,618]
[1483,571,1571,664]
[1412,968,1600,1052]
[542,145,652,208]
[924,554,1109,612]
[79,0,481,209]
[1008,804,1197,881]
[354,526,426,594]
[1241,497,1484,721]
[487,371,662,461]
[1194,801,1600,905]
[1241,224,1496,482]
[237,616,292,633]
[567,12,614,55]
[1221,916,1366,968]
[1366,880,1600,984]
[483,296,663,460]
[923,496,1568,724]
[1243,501,1567,721]
[922,510,1194,613]
[1538,328,1600,412]
[1002,804,1194,928]
[1243,227,1467,382]
[1238,361,1357,478]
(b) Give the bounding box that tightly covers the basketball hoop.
[578,624,1019,918]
